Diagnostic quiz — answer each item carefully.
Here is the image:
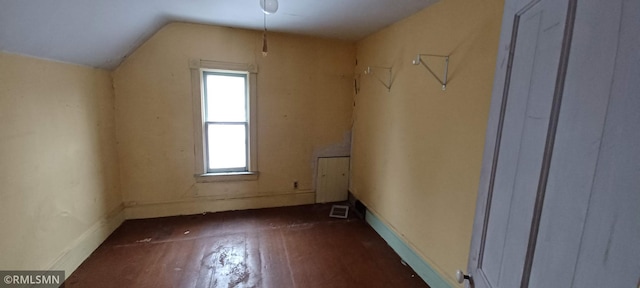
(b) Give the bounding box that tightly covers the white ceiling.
[0,0,438,69]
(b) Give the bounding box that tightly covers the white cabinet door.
[316,157,350,203]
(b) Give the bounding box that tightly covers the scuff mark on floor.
[200,239,258,287]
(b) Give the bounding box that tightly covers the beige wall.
[351,0,503,285]
[0,1,502,280]
[0,52,123,275]
[113,22,355,218]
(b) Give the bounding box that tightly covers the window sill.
[194,171,259,183]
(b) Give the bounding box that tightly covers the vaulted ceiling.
[0,0,438,69]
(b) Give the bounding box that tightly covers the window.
[190,60,258,181]
[203,71,248,172]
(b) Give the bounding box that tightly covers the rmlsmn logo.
[1,271,64,288]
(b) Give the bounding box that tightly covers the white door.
[466,0,640,287]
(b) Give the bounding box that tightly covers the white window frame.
[190,59,258,182]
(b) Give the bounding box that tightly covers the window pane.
[207,124,247,171]
[205,73,246,122]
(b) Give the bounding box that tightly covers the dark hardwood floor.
[65,204,430,288]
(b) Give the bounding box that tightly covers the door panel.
[495,5,567,287]
[469,0,571,287]
[480,9,541,285]
[470,0,640,287]
[568,1,640,287]
[527,1,624,287]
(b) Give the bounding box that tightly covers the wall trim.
[365,209,454,288]
[124,191,316,219]
[47,204,125,278]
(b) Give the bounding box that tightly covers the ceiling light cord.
[262,13,268,56]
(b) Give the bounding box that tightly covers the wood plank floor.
[65,204,430,288]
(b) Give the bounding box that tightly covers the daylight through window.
[203,71,249,172]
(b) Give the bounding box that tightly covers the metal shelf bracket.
[364,66,392,92]
[412,54,449,91]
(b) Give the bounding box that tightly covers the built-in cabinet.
[316,157,350,203]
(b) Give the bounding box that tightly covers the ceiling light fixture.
[260,0,279,14]
[260,0,278,57]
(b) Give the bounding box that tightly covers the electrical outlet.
[293,181,298,189]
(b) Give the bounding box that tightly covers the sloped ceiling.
[0,0,438,69]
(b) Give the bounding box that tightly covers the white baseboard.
[124,191,316,219]
[47,204,125,278]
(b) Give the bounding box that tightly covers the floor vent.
[329,205,349,219]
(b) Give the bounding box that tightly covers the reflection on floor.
[66,204,430,288]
